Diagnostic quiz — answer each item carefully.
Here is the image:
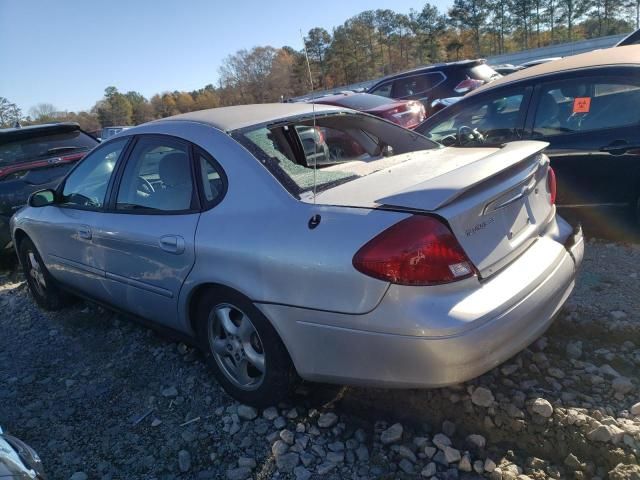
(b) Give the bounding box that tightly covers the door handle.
[159,235,185,255]
[77,225,92,240]
[600,141,640,154]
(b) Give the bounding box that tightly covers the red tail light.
[547,167,557,205]
[453,78,485,94]
[353,215,476,286]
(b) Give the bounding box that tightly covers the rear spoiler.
[379,141,549,211]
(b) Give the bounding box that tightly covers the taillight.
[547,167,557,204]
[453,78,485,94]
[353,215,476,286]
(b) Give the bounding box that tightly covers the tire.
[195,286,297,407]
[18,237,71,311]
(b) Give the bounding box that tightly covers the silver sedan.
[11,103,584,406]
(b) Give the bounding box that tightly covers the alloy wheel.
[207,303,266,391]
[27,250,46,297]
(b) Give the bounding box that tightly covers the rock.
[300,452,314,467]
[611,310,627,320]
[286,408,299,419]
[380,422,403,445]
[564,453,583,470]
[151,418,162,427]
[600,364,621,378]
[459,453,472,472]
[442,419,456,436]
[424,446,437,458]
[631,402,640,416]
[280,429,295,445]
[237,405,258,420]
[474,460,485,474]
[399,458,414,474]
[263,406,278,420]
[238,457,256,469]
[70,473,88,480]
[317,412,338,428]
[274,416,287,429]
[484,458,497,473]
[327,441,344,452]
[443,446,461,463]
[355,445,369,462]
[566,341,583,359]
[391,444,417,463]
[587,424,625,444]
[613,377,634,394]
[316,462,336,475]
[178,450,191,472]
[471,387,495,407]
[547,367,565,379]
[226,467,251,480]
[466,434,486,449]
[433,432,452,450]
[293,466,312,480]
[422,462,437,477]
[161,386,178,397]
[272,439,289,456]
[531,398,554,418]
[276,452,300,472]
[326,451,344,463]
[608,463,640,480]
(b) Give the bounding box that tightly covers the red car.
[311,92,426,129]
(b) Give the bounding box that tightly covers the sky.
[0,0,452,114]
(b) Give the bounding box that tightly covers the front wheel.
[196,286,297,407]
[19,237,71,311]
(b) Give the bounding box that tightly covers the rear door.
[93,135,219,327]
[525,69,640,214]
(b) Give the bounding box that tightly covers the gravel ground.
[1,239,639,480]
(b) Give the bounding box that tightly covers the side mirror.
[28,189,56,207]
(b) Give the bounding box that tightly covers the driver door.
[421,86,531,147]
[28,137,130,297]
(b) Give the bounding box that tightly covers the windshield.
[232,112,437,197]
[0,130,97,166]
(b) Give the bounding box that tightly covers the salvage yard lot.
[1,238,639,479]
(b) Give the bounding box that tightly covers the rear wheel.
[196,286,297,407]
[19,237,71,311]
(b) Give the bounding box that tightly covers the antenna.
[300,29,317,204]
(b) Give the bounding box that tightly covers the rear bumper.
[258,218,584,388]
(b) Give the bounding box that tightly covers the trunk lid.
[313,141,553,278]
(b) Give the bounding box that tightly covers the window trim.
[191,144,228,211]
[526,67,640,139]
[54,136,133,212]
[106,133,202,216]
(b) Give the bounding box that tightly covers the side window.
[369,82,393,98]
[393,73,443,98]
[197,151,225,205]
[425,90,526,145]
[61,138,128,209]
[116,136,194,212]
[533,77,640,137]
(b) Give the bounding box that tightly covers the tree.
[410,4,447,63]
[558,0,588,40]
[0,97,22,127]
[125,91,155,124]
[449,0,490,55]
[29,103,58,123]
[304,27,332,88]
[96,87,133,126]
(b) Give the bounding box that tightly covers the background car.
[11,103,582,406]
[0,426,45,479]
[366,59,501,117]
[309,92,426,130]
[415,45,640,234]
[616,28,640,46]
[0,122,98,255]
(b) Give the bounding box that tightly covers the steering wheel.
[137,176,155,194]
[457,126,485,146]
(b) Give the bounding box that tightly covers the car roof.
[469,45,640,97]
[0,122,82,142]
[368,59,485,88]
[155,103,344,132]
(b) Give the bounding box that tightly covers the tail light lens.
[547,167,557,204]
[453,78,485,94]
[353,215,476,286]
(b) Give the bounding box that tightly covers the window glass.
[369,82,393,98]
[232,113,437,197]
[116,137,193,212]
[393,73,442,98]
[61,138,127,208]
[198,153,224,203]
[0,130,97,165]
[533,78,640,137]
[424,91,525,145]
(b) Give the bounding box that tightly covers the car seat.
[154,152,193,210]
